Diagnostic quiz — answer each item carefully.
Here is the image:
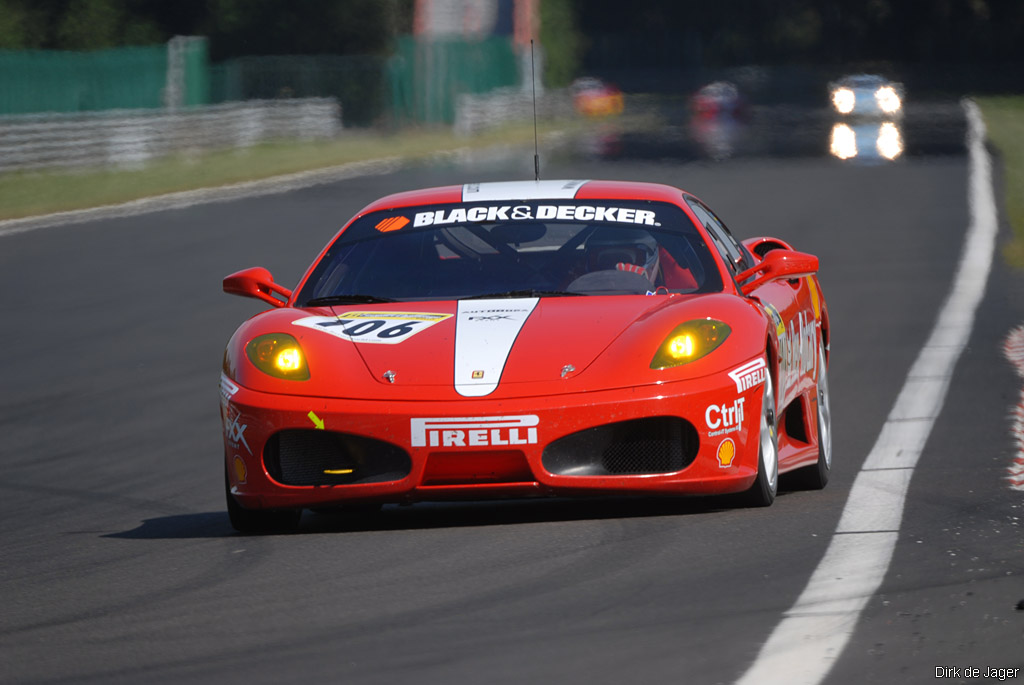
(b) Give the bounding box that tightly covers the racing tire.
[742,359,778,507]
[225,468,301,534]
[793,340,832,490]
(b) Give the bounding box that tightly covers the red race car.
[221,180,831,533]
[571,77,625,117]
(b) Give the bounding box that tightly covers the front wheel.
[741,359,778,507]
[225,468,301,534]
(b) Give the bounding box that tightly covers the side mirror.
[737,249,818,296]
[223,267,292,308]
[741,236,794,258]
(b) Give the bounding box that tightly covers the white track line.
[0,157,403,238]
[735,98,998,685]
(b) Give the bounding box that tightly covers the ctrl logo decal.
[411,415,539,448]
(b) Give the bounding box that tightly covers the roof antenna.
[531,39,540,181]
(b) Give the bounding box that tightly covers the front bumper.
[221,373,764,510]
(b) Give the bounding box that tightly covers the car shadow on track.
[106,490,787,539]
[105,512,231,540]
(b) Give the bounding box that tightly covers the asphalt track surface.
[2,102,1022,684]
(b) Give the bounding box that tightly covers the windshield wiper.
[305,294,397,306]
[461,289,582,300]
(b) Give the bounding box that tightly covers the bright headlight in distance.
[875,86,901,113]
[830,123,857,160]
[246,333,310,380]
[831,88,855,114]
[651,319,731,369]
[876,122,903,160]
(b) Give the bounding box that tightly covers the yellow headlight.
[670,334,695,359]
[246,333,309,380]
[274,347,303,373]
[651,319,731,369]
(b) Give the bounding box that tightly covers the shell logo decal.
[233,455,248,484]
[717,438,736,468]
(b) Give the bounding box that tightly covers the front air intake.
[542,416,698,476]
[264,429,411,486]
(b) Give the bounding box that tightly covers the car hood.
[337,297,656,394]
[234,294,762,401]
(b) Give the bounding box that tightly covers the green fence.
[209,38,522,127]
[209,54,388,127]
[0,36,521,126]
[0,41,208,115]
[389,36,520,125]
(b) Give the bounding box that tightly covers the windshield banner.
[412,204,659,227]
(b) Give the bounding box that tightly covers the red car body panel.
[220,179,830,522]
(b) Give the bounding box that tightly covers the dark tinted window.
[685,197,754,275]
[298,200,724,303]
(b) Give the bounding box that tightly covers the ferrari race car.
[221,179,831,533]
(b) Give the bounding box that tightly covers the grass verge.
[0,119,612,222]
[976,96,1024,268]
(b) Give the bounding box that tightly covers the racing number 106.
[297,312,450,345]
[317,318,420,340]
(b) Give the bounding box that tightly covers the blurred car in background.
[571,77,624,117]
[827,74,905,162]
[689,81,749,161]
[828,73,903,119]
[690,81,748,120]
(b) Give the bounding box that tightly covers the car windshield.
[843,75,884,88]
[297,199,723,304]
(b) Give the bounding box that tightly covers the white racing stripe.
[735,99,998,685]
[455,298,539,397]
[462,180,587,202]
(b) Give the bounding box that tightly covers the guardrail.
[454,88,574,135]
[0,98,341,173]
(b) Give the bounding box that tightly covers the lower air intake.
[264,429,411,486]
[541,416,698,476]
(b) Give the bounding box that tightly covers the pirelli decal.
[728,358,766,394]
[410,415,540,448]
[219,373,239,401]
